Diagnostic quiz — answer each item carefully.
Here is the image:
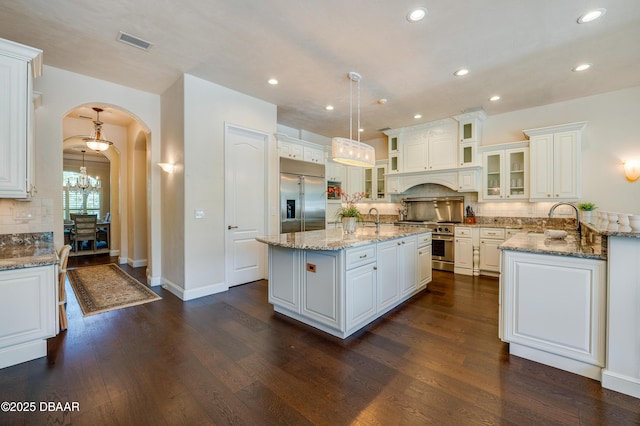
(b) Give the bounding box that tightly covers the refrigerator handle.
[300,176,305,229]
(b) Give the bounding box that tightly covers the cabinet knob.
[555,194,559,197]
[373,266,377,270]
[547,194,551,197]
[397,242,401,246]
[402,241,405,244]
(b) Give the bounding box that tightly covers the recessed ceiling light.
[577,8,606,24]
[489,95,501,101]
[454,68,469,77]
[268,78,278,85]
[407,7,428,23]
[572,63,592,72]
[377,98,388,105]
[325,105,334,111]
[414,114,422,119]
[359,128,364,133]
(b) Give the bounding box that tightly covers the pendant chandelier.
[84,107,114,151]
[66,150,101,194]
[331,71,375,167]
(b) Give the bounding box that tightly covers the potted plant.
[335,189,365,234]
[578,202,597,223]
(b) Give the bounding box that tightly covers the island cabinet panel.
[0,265,56,369]
[345,263,377,332]
[399,237,418,297]
[268,246,300,313]
[418,244,432,289]
[501,250,606,380]
[376,240,401,312]
[301,251,342,330]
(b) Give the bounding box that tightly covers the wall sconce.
[624,160,639,182]
[158,163,175,173]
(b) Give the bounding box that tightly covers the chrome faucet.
[548,202,580,233]
[368,207,380,233]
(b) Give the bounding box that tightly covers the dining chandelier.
[84,107,114,151]
[331,71,375,167]
[66,150,101,194]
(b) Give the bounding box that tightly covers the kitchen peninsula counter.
[499,231,605,260]
[0,233,58,369]
[256,226,432,339]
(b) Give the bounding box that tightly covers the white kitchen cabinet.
[454,226,474,275]
[345,166,364,195]
[268,246,300,313]
[345,262,377,332]
[301,251,341,330]
[363,161,387,201]
[402,130,457,173]
[501,250,606,380]
[0,38,42,198]
[479,227,505,275]
[377,235,419,305]
[457,169,479,192]
[417,234,432,289]
[388,135,400,174]
[524,122,586,201]
[454,110,486,168]
[0,264,56,369]
[326,159,345,183]
[278,139,303,160]
[481,144,529,201]
[303,146,324,164]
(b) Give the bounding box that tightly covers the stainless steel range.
[395,197,464,272]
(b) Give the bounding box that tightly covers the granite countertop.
[256,225,430,251]
[581,221,640,239]
[0,233,58,271]
[499,231,605,260]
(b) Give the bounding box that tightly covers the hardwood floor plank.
[1,259,639,425]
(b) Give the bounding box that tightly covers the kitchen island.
[256,226,432,339]
[0,233,58,369]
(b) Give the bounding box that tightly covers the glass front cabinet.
[481,144,529,201]
[363,161,387,201]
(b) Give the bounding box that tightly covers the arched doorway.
[62,104,152,277]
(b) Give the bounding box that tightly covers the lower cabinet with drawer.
[480,227,505,276]
[267,232,431,339]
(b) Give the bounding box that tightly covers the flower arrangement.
[334,188,365,220]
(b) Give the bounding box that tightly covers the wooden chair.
[70,214,98,252]
[57,245,72,332]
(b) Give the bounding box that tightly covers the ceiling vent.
[117,31,153,51]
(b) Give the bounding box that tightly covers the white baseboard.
[0,339,47,369]
[602,370,640,399]
[147,275,162,287]
[510,343,602,381]
[161,278,227,301]
[128,258,147,268]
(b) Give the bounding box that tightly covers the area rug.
[67,264,161,316]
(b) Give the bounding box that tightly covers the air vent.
[117,31,153,51]
[377,127,391,132]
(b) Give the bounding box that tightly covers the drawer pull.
[359,254,368,259]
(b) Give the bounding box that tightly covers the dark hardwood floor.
[1,263,638,425]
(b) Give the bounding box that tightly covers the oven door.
[431,235,454,262]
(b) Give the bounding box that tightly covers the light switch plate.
[194,209,205,219]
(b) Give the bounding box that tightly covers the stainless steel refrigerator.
[280,157,326,233]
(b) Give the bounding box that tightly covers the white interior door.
[225,124,267,287]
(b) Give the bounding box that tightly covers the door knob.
[228,225,238,229]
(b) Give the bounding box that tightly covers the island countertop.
[256,225,430,251]
[499,231,605,260]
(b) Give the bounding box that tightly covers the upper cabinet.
[275,133,326,165]
[524,122,586,201]
[386,118,458,174]
[454,110,486,168]
[0,38,42,198]
[363,161,387,201]
[480,142,529,201]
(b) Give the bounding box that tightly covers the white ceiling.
[2,0,640,140]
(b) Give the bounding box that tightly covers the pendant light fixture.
[331,72,375,167]
[66,150,101,194]
[84,107,114,151]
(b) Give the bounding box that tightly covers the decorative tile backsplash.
[0,198,54,234]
